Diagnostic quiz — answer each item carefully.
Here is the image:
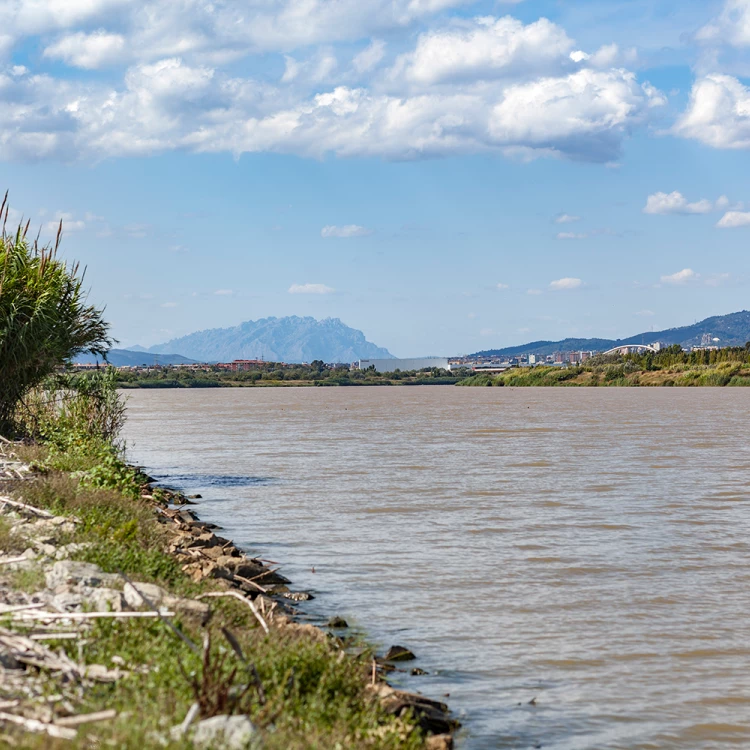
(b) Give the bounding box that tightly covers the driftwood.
[233,573,269,594]
[196,591,270,634]
[11,610,176,621]
[54,709,117,727]
[0,711,77,740]
[0,556,33,567]
[0,496,55,518]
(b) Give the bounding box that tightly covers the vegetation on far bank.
[458,345,750,387]
[114,362,464,389]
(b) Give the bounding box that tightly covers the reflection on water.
[122,387,750,749]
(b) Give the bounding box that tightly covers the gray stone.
[88,587,127,612]
[45,561,117,591]
[190,715,259,750]
[384,645,416,662]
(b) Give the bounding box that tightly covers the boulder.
[384,645,416,662]
[45,561,117,592]
[89,587,127,612]
[190,715,260,750]
[123,581,210,622]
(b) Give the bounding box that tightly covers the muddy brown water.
[121,387,750,749]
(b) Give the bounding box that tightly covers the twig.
[54,709,117,728]
[0,557,33,567]
[196,591,269,634]
[232,574,269,594]
[29,633,82,641]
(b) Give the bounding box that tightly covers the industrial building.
[357,357,451,373]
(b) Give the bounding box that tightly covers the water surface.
[122,387,750,749]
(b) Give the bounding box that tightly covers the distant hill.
[474,311,750,357]
[147,316,394,363]
[73,349,197,367]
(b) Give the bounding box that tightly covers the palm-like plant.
[0,193,112,435]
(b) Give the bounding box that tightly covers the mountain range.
[143,316,393,364]
[473,311,750,358]
[74,350,197,366]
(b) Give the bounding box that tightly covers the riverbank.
[0,439,456,749]
[458,363,750,387]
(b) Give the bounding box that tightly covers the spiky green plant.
[0,193,112,435]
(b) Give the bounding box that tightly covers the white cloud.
[661,268,697,285]
[717,210,750,227]
[643,191,715,215]
[0,8,664,164]
[696,0,750,48]
[556,231,586,239]
[496,282,509,290]
[353,40,386,74]
[321,224,372,238]
[527,288,542,295]
[554,213,580,224]
[674,75,750,149]
[44,30,126,69]
[214,289,233,295]
[288,283,335,294]
[160,301,178,308]
[549,277,582,290]
[391,16,574,86]
[635,309,655,317]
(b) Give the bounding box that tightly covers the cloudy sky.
[2,0,750,355]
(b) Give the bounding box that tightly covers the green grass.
[1,445,430,750]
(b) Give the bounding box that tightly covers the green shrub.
[0,201,111,435]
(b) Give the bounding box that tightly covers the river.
[121,386,750,749]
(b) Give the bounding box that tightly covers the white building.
[357,357,451,373]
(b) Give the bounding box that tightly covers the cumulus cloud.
[661,268,697,285]
[674,74,750,149]
[717,210,750,227]
[554,213,580,223]
[496,282,509,290]
[390,16,574,86]
[321,224,372,238]
[549,277,582,290]
[696,0,750,48]
[44,30,126,69]
[556,231,586,239]
[288,283,335,294]
[353,40,386,74]
[643,191,715,215]
[0,7,664,164]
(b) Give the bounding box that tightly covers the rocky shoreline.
[0,444,458,748]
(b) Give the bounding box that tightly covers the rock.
[51,592,85,611]
[123,581,210,622]
[89,587,127,612]
[189,715,259,750]
[123,581,170,610]
[328,616,348,629]
[425,735,454,750]
[45,561,117,591]
[410,667,428,676]
[384,645,416,662]
[54,542,91,560]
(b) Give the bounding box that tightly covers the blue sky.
[2,0,750,356]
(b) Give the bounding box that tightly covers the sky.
[1,0,750,356]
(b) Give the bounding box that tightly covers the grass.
[0,445,430,749]
[458,363,750,387]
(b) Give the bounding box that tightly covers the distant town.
[74,333,728,375]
